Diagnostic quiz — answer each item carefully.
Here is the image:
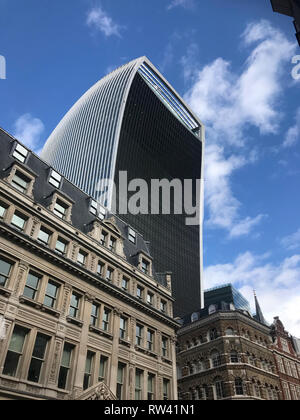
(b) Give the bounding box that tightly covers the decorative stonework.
[76,382,117,400]
[49,339,63,384]
[13,262,29,297]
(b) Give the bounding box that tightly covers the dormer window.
[128,228,136,244]
[100,230,108,246]
[89,200,106,220]
[108,237,116,252]
[77,250,87,267]
[11,171,31,194]
[13,143,28,163]
[49,170,62,189]
[53,199,69,219]
[141,259,150,275]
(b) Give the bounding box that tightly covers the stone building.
[177,285,282,400]
[0,127,178,400]
[270,317,300,400]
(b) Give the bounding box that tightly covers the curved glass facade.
[41,57,205,316]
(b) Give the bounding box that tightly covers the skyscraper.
[41,57,205,316]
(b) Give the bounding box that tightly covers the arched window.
[208,304,217,315]
[230,350,239,364]
[235,378,244,395]
[209,328,218,341]
[214,377,225,400]
[225,327,234,336]
[211,350,221,368]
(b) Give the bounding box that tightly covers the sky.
[0,0,300,335]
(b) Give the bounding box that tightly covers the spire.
[253,291,268,325]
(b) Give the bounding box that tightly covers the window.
[0,202,8,219]
[235,378,244,395]
[230,350,239,364]
[89,200,106,220]
[24,272,41,300]
[99,356,108,382]
[136,285,144,300]
[141,259,150,275]
[283,382,291,400]
[97,261,104,277]
[11,171,30,194]
[136,324,144,347]
[0,257,13,288]
[106,267,114,282]
[55,237,68,255]
[11,211,27,231]
[135,369,143,400]
[122,277,129,291]
[277,356,285,373]
[225,328,234,336]
[13,144,28,163]
[147,292,154,305]
[120,317,127,340]
[148,373,155,400]
[116,363,125,400]
[162,337,168,358]
[58,343,74,390]
[49,170,62,189]
[44,280,59,308]
[211,350,221,367]
[83,351,95,390]
[160,300,167,313]
[69,292,81,319]
[3,326,29,377]
[281,338,289,353]
[209,328,218,341]
[77,250,87,266]
[102,308,111,332]
[27,333,50,383]
[108,237,116,252]
[91,303,100,327]
[208,304,217,315]
[147,329,154,351]
[53,200,68,219]
[163,379,170,400]
[215,379,225,400]
[128,228,136,244]
[38,227,51,245]
[100,231,108,246]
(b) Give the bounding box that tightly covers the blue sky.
[0,0,300,334]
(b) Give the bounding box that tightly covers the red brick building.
[270,317,300,400]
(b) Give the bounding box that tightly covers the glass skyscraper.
[41,57,205,316]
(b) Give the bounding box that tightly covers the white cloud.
[167,0,195,11]
[182,20,296,237]
[13,113,45,153]
[86,6,123,38]
[283,107,300,148]
[204,251,300,336]
[281,228,300,250]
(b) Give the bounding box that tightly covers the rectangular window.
[53,200,68,219]
[3,326,29,377]
[11,211,27,231]
[162,337,168,358]
[91,303,100,327]
[44,281,59,308]
[122,277,129,291]
[69,292,81,319]
[11,171,30,194]
[27,333,50,383]
[24,272,41,300]
[141,259,150,275]
[83,351,95,390]
[98,356,108,382]
[102,308,111,332]
[55,237,68,255]
[147,292,154,305]
[160,300,167,313]
[147,329,154,351]
[100,231,108,246]
[0,202,8,219]
[108,237,116,252]
[0,257,13,288]
[163,379,170,400]
[116,363,125,400]
[97,261,104,276]
[135,369,143,400]
[13,144,28,163]
[136,285,144,300]
[58,343,74,390]
[49,170,62,189]
[120,317,127,340]
[136,324,144,347]
[38,227,51,245]
[77,250,87,266]
[106,267,114,282]
[128,228,136,244]
[148,373,155,400]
